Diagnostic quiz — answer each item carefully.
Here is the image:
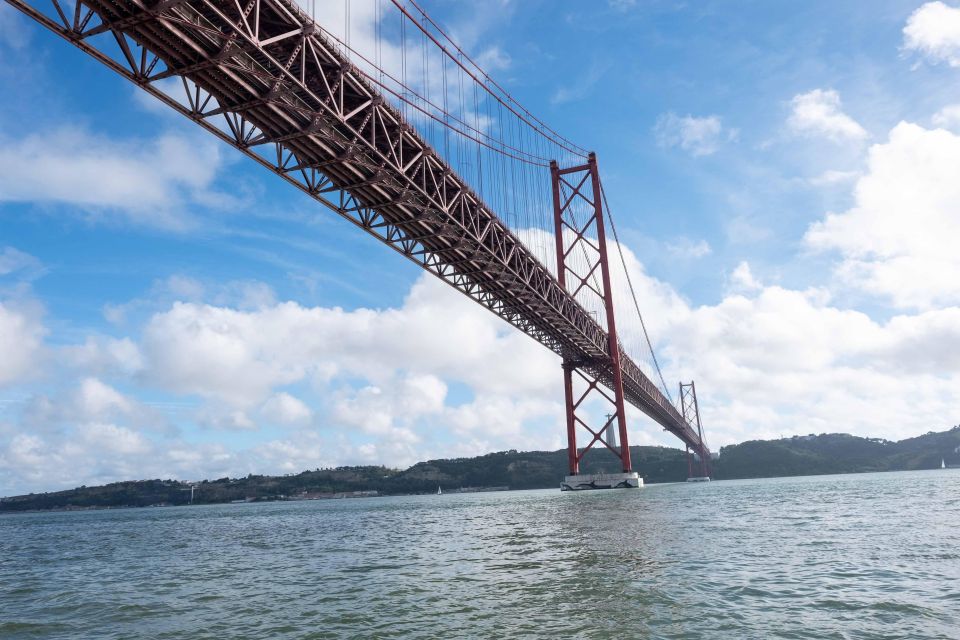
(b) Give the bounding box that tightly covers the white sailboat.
[942,458,947,470]
[437,485,442,495]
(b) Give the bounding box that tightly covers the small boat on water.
[943,458,947,470]
[437,485,442,495]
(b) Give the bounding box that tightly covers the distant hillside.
[2,426,958,512]
[713,426,960,479]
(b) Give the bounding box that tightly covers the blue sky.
[2,0,960,494]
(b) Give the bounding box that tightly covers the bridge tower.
[551,153,640,490]
[680,381,711,480]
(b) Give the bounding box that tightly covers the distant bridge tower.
[553,153,640,490]
[680,381,710,480]
[603,413,618,450]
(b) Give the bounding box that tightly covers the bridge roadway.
[8,0,710,459]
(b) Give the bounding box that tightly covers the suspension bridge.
[6,0,712,487]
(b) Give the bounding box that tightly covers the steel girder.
[7,0,710,457]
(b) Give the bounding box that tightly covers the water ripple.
[2,470,959,639]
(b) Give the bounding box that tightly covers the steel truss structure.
[7,0,711,463]
[680,381,710,477]
[551,154,632,473]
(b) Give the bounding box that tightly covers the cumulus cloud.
[932,104,960,131]
[663,285,960,446]
[21,378,162,433]
[805,121,960,309]
[140,275,558,410]
[61,336,144,376]
[0,428,222,493]
[0,300,45,387]
[787,89,868,143]
[73,378,135,419]
[654,113,737,156]
[728,261,762,293]
[197,408,256,431]
[0,128,227,228]
[260,392,313,426]
[331,374,446,437]
[903,1,960,67]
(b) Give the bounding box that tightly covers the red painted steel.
[551,154,632,473]
[680,381,710,476]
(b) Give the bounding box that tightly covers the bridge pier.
[561,472,642,491]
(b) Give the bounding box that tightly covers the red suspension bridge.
[6,0,712,486]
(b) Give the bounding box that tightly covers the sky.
[2,0,960,495]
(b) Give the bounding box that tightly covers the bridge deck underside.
[11,0,709,456]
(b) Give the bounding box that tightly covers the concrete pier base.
[560,472,643,491]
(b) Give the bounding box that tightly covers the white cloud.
[903,1,960,67]
[79,422,151,455]
[932,104,960,131]
[665,237,712,259]
[443,393,559,441]
[103,275,276,326]
[73,378,134,418]
[0,128,226,228]
[0,247,40,276]
[61,336,144,375]
[476,46,511,72]
[198,408,256,431]
[729,261,762,293]
[21,377,160,433]
[808,169,860,187]
[332,373,445,435]
[0,427,224,493]
[260,392,313,426]
[788,89,868,143]
[0,300,44,387]
[140,275,557,411]
[662,286,960,447]
[654,113,737,157]
[805,121,960,309]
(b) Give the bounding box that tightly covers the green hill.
[2,426,958,512]
[713,427,960,479]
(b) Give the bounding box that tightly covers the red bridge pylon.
[680,381,711,479]
[551,153,633,478]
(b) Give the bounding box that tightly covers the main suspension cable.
[598,178,675,405]
[392,0,589,158]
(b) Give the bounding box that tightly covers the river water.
[2,470,958,639]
